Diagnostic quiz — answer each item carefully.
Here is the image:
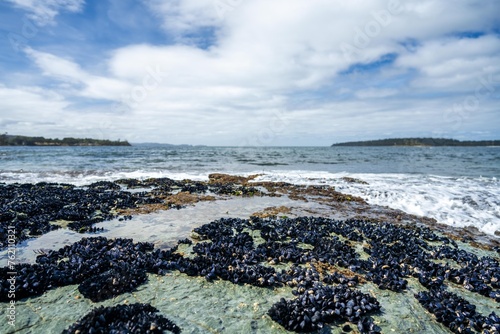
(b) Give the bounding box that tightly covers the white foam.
[0,170,211,186]
[1,169,498,237]
[253,171,500,237]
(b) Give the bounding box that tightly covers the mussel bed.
[0,178,264,248]
[78,263,147,302]
[61,303,181,334]
[1,216,500,333]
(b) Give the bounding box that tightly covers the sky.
[0,0,499,146]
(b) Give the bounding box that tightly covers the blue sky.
[0,0,499,145]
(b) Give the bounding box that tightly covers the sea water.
[1,145,499,236]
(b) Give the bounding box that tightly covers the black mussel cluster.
[208,182,262,196]
[430,246,500,301]
[78,263,147,302]
[415,289,499,333]
[363,240,409,291]
[62,303,181,334]
[268,282,381,332]
[0,182,162,248]
[0,237,154,302]
[284,265,321,290]
[180,181,208,193]
[115,176,262,197]
[118,215,133,221]
[356,317,381,333]
[176,217,499,332]
[1,263,52,298]
[2,215,500,333]
[176,231,278,286]
[86,180,122,191]
[1,178,268,250]
[259,240,311,264]
[116,178,166,189]
[84,226,105,233]
[323,272,359,287]
[177,238,193,245]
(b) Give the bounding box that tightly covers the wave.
[252,171,500,237]
[248,162,289,166]
[0,170,210,185]
[1,169,498,237]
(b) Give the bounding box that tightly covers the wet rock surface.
[0,182,161,247]
[2,214,500,333]
[1,175,500,333]
[0,177,271,249]
[3,175,499,250]
[0,237,154,301]
[62,303,181,334]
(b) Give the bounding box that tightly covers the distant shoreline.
[332,137,500,147]
[0,134,130,146]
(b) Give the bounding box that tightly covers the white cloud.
[0,85,66,112]
[6,0,500,144]
[0,83,139,140]
[396,35,500,91]
[356,88,398,99]
[0,85,68,134]
[24,48,131,100]
[6,0,84,25]
[143,0,221,35]
[24,48,86,83]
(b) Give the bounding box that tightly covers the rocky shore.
[1,174,499,333]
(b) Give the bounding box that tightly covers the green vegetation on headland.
[331,137,500,147]
[0,134,131,146]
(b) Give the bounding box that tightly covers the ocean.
[1,145,499,236]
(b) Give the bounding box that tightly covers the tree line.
[331,137,500,147]
[0,134,131,146]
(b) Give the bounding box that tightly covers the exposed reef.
[1,237,154,302]
[3,174,499,252]
[2,215,499,333]
[0,177,265,249]
[0,182,162,248]
[2,174,500,333]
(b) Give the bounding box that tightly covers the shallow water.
[0,195,306,264]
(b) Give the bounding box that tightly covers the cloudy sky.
[0,0,499,145]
